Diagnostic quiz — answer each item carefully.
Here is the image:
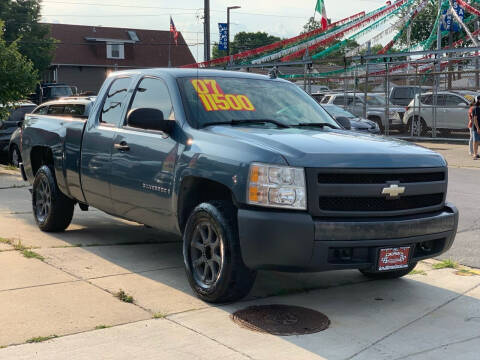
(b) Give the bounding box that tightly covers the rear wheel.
[359,262,418,280]
[32,165,75,232]
[183,201,256,303]
[9,145,21,168]
[408,116,427,136]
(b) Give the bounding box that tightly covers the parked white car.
[320,93,404,132]
[403,91,470,136]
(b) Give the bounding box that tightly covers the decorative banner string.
[250,5,388,64]
[310,0,413,60]
[180,11,365,68]
[280,0,410,62]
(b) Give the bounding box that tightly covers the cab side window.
[101,77,132,125]
[34,106,48,115]
[64,104,86,117]
[127,77,175,125]
[47,105,65,115]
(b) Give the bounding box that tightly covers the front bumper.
[238,203,458,272]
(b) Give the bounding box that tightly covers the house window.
[107,43,125,59]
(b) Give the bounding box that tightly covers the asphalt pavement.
[445,167,480,268]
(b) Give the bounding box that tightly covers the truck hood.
[206,126,446,168]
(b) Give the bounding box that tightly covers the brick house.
[44,23,196,93]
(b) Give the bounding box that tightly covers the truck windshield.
[178,77,338,129]
[46,87,73,99]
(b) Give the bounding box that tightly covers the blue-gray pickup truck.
[20,69,459,302]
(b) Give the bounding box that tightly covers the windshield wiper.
[293,122,338,129]
[204,119,290,129]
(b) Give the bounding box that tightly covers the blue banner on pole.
[218,23,228,51]
[440,0,464,32]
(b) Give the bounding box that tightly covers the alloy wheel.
[412,118,423,136]
[35,177,51,223]
[190,220,224,289]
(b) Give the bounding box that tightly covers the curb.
[395,136,469,145]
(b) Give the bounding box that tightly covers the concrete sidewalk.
[1,165,480,359]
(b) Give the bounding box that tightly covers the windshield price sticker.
[191,79,255,112]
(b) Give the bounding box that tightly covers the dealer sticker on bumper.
[378,246,411,271]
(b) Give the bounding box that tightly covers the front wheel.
[183,201,256,303]
[368,116,384,133]
[359,262,418,280]
[32,165,75,232]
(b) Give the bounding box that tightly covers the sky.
[39,0,393,62]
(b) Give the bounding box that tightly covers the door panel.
[81,76,133,212]
[110,129,178,226]
[109,76,179,231]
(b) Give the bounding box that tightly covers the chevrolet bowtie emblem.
[382,184,405,198]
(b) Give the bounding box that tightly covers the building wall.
[56,66,111,94]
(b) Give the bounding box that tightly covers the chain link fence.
[227,47,480,140]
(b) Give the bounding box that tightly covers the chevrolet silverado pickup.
[20,69,459,302]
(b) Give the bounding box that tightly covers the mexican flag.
[315,0,328,30]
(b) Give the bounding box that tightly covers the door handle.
[114,141,130,151]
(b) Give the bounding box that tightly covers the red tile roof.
[46,23,195,68]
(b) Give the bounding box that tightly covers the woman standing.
[468,100,475,156]
[472,96,480,160]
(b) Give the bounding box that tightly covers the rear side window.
[47,105,65,115]
[393,88,412,98]
[101,77,132,125]
[127,77,174,124]
[64,104,86,117]
[420,95,432,105]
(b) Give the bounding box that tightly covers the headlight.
[247,163,307,210]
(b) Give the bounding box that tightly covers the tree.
[302,17,323,34]
[0,0,56,75]
[0,22,38,117]
[212,31,281,59]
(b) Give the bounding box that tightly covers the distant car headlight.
[247,163,306,210]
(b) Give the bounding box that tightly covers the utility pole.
[448,30,453,89]
[204,0,210,62]
[363,41,370,120]
[227,6,241,56]
[476,21,479,89]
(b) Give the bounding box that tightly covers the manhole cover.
[231,304,330,336]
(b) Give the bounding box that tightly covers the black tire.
[183,201,256,303]
[359,262,418,280]
[32,165,75,232]
[408,116,427,136]
[368,116,384,133]
[9,144,21,168]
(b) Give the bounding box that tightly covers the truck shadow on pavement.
[1,187,480,358]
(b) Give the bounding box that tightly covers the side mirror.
[126,108,173,133]
[336,116,351,130]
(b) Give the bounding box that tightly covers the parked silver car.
[320,93,404,132]
[403,91,470,136]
